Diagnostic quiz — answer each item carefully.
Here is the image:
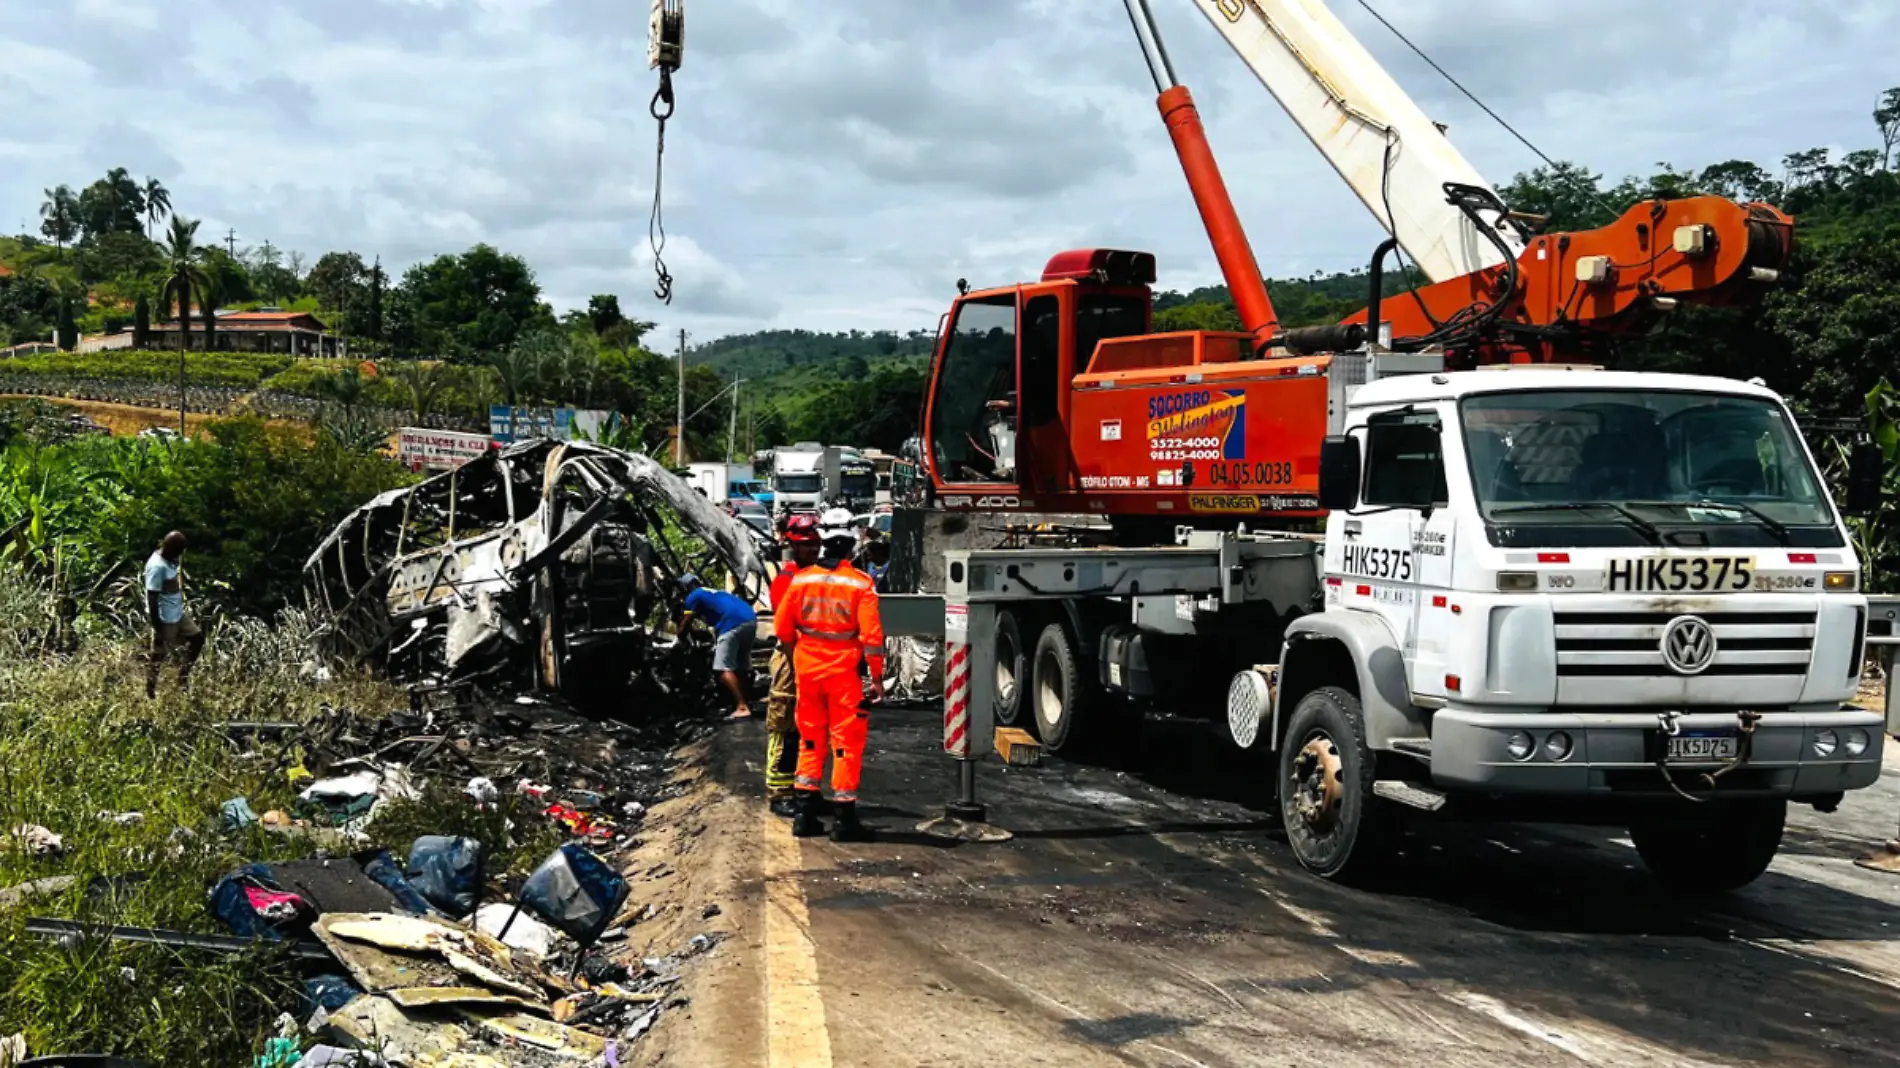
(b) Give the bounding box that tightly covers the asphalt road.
[719,706,1900,1068]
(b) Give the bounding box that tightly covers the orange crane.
[917,0,1793,524]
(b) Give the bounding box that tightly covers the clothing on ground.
[684,586,757,636]
[712,621,756,673]
[144,551,184,624]
[771,561,886,682]
[793,671,869,802]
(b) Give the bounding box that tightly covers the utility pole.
[224,228,237,258]
[727,374,741,461]
[674,328,688,466]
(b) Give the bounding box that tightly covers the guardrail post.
[922,596,1010,842]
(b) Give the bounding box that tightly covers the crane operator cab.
[923,249,1155,505]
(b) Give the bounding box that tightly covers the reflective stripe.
[798,625,859,642]
[790,572,868,589]
[833,791,858,803]
[861,644,886,657]
[794,775,822,788]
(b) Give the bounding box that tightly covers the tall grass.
[0,579,402,1063]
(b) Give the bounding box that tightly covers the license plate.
[1605,556,1754,593]
[1667,732,1738,763]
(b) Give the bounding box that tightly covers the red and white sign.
[397,428,492,471]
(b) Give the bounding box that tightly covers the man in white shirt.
[144,530,203,698]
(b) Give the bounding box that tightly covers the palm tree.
[390,360,457,423]
[141,177,171,239]
[158,217,210,433]
[38,186,78,252]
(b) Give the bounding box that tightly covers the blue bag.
[406,835,484,918]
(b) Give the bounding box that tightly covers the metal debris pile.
[304,440,766,705]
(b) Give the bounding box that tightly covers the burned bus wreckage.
[305,440,769,701]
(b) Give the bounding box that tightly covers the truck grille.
[1553,609,1815,678]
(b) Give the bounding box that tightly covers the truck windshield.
[775,474,821,495]
[842,474,876,499]
[1460,390,1840,548]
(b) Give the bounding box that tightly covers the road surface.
[672,707,1900,1067]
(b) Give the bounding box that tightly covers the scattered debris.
[0,1033,23,1068]
[21,917,336,962]
[0,875,77,911]
[406,835,484,918]
[464,776,500,805]
[701,903,721,919]
[96,810,145,826]
[994,727,1043,767]
[220,797,261,832]
[7,824,64,857]
[515,843,630,945]
[474,903,559,961]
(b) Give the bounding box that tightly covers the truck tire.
[1629,799,1786,894]
[1277,686,1391,879]
[993,610,1028,728]
[1030,621,1106,753]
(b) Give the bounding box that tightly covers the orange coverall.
[773,561,885,803]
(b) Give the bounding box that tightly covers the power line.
[1350,0,1619,218]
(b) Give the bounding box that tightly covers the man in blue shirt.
[679,574,758,719]
[144,530,204,698]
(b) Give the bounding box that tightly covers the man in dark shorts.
[679,574,759,718]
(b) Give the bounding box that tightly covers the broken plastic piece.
[518,843,632,947]
[475,903,558,960]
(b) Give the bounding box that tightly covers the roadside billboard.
[397,427,493,471]
[488,406,620,445]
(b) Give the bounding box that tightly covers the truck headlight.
[1506,731,1535,760]
[1544,731,1574,761]
[1844,729,1870,757]
[1813,729,1839,758]
[1496,572,1537,592]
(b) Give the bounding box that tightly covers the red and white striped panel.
[943,638,971,756]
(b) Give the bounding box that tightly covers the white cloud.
[1,0,1895,343]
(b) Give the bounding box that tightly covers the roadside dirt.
[617,732,768,1067]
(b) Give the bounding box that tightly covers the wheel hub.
[1290,735,1344,832]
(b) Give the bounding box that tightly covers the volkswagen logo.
[1661,615,1717,675]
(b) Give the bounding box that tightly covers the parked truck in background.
[684,462,755,503]
[772,443,826,519]
[825,447,878,513]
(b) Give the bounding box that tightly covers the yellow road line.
[762,806,834,1068]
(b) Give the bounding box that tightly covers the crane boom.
[1180,0,1523,284]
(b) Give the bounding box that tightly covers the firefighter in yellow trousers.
[764,515,821,817]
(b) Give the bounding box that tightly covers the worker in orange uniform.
[764,514,822,818]
[774,509,885,841]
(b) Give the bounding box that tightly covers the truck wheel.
[1277,686,1391,879]
[993,610,1027,728]
[1629,799,1786,894]
[1031,621,1104,753]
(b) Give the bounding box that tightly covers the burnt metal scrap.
[306,440,766,699]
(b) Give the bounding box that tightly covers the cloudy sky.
[3,0,1894,343]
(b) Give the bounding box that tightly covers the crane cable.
[1351,0,1620,222]
[648,65,676,305]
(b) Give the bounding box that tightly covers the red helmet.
[782,513,820,545]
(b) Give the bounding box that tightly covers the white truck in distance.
[954,364,1885,893]
[771,443,825,519]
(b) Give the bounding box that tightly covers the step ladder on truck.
[881,0,1893,892]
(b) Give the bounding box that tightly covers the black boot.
[790,792,827,838]
[829,801,875,843]
[769,796,800,819]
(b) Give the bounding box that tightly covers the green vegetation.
[0,408,413,618]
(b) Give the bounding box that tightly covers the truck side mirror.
[1318,435,1361,511]
[1846,441,1883,517]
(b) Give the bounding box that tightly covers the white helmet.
[818,507,856,542]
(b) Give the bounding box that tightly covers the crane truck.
[908,0,1887,889]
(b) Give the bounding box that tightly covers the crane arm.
[1181,0,1523,284]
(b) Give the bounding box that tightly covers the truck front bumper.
[1429,708,1885,796]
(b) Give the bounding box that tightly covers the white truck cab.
[1274,367,1884,888]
